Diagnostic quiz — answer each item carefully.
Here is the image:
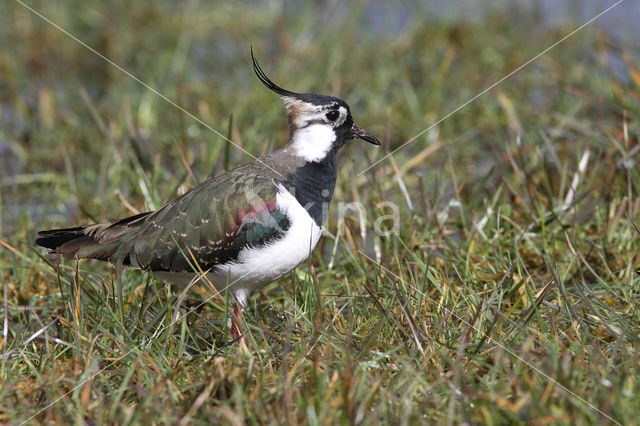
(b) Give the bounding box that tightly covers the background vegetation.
[1,1,639,424]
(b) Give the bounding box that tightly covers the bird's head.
[252,50,379,163]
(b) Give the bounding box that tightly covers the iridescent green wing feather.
[118,170,289,272]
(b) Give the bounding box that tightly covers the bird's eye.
[325,110,340,122]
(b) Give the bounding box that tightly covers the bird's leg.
[230,289,249,351]
[231,301,244,341]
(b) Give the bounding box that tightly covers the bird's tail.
[35,212,150,262]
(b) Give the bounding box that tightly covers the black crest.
[250,47,342,107]
[251,47,299,98]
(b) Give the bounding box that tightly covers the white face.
[283,97,349,162]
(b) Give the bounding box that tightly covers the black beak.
[351,122,380,146]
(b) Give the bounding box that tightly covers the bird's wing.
[111,171,289,272]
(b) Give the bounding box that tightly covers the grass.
[2,1,640,424]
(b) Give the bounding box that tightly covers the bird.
[35,50,380,340]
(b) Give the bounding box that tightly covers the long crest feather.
[251,47,299,98]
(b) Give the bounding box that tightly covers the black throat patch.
[283,150,338,227]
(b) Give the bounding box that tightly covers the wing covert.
[120,171,290,273]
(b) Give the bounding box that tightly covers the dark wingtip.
[35,226,87,250]
[251,46,297,98]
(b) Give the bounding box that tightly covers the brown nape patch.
[282,97,313,133]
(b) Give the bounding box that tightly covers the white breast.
[291,124,336,162]
[226,184,322,286]
[155,184,322,304]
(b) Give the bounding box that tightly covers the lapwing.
[35,50,380,339]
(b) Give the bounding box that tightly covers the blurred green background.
[1,1,639,424]
[2,0,637,231]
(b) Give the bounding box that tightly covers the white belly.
[155,185,322,305]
